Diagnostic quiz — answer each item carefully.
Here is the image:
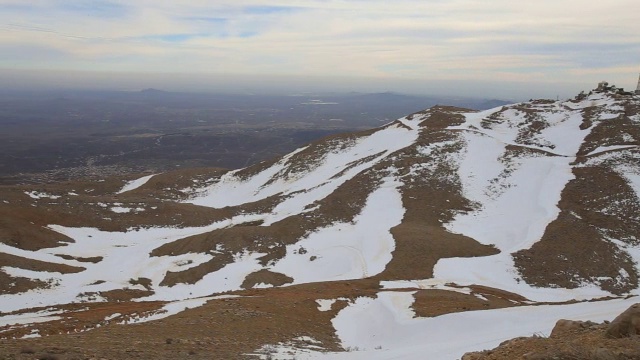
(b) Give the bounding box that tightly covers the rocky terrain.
[463,302,640,360]
[0,85,639,359]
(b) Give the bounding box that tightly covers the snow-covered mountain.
[1,86,639,359]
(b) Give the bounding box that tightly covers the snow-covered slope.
[1,86,639,358]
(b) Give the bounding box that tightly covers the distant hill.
[139,88,168,95]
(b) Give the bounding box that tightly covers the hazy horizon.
[0,68,630,102]
[1,1,639,101]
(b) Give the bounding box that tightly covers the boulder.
[606,303,640,338]
[550,319,595,338]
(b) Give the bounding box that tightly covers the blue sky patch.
[58,1,129,19]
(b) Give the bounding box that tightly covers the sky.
[0,0,639,99]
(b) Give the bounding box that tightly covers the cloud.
[243,5,303,15]
[0,0,639,97]
[56,1,130,19]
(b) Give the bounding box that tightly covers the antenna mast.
[636,73,640,95]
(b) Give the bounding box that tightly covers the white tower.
[636,73,640,95]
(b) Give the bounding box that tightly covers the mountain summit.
[1,86,639,359]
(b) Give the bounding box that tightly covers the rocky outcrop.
[550,319,598,338]
[606,303,640,338]
[462,303,640,360]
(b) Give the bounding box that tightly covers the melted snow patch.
[104,313,122,321]
[127,297,212,324]
[145,251,265,301]
[586,145,638,157]
[24,191,60,200]
[187,122,418,211]
[615,164,640,201]
[449,131,576,253]
[110,206,145,213]
[380,280,472,295]
[0,309,64,327]
[316,299,337,312]
[269,176,404,284]
[0,215,266,314]
[299,293,640,360]
[435,124,612,302]
[21,329,41,339]
[116,174,156,194]
[252,336,326,359]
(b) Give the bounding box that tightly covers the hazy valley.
[0,89,507,185]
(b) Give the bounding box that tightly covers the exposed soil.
[241,269,294,289]
[514,165,640,295]
[150,158,385,286]
[0,253,84,275]
[411,288,521,317]
[0,280,380,359]
[380,120,499,281]
[0,271,49,295]
[0,278,564,359]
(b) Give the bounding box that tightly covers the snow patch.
[116,174,156,194]
[298,293,640,360]
[187,122,418,219]
[24,191,60,200]
[269,176,404,284]
[316,299,337,312]
[586,145,638,157]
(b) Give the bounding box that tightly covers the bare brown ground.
[0,173,236,250]
[0,301,166,340]
[378,120,499,281]
[0,189,74,250]
[0,280,380,359]
[0,271,48,295]
[79,289,156,302]
[122,167,229,200]
[0,254,84,274]
[384,224,499,280]
[0,279,552,360]
[411,288,524,318]
[415,106,470,129]
[576,103,640,157]
[514,165,640,295]
[151,162,383,286]
[0,254,85,295]
[241,269,293,289]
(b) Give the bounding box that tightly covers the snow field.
[270,176,404,283]
[0,214,266,313]
[448,138,575,253]
[187,122,419,218]
[299,293,640,360]
[435,98,617,302]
